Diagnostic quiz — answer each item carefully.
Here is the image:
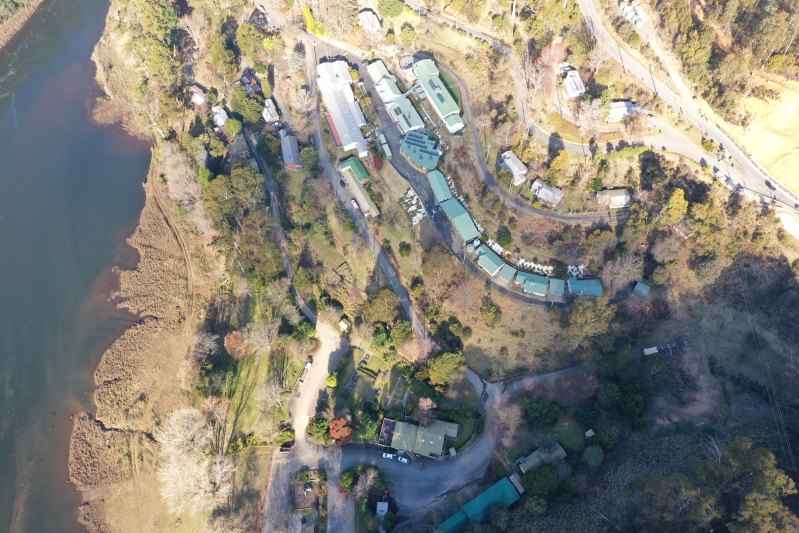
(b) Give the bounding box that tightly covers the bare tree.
[603,253,643,293]
[245,319,279,353]
[291,83,318,116]
[495,120,520,150]
[417,397,437,426]
[258,380,285,410]
[587,46,608,74]
[352,467,379,501]
[181,10,210,48]
[496,402,523,449]
[158,454,235,515]
[206,510,250,533]
[155,408,212,460]
[701,434,722,464]
[192,331,219,363]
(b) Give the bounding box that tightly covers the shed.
[279,130,302,171]
[567,277,604,297]
[633,280,651,297]
[427,170,453,204]
[475,244,504,277]
[440,198,480,242]
[500,151,528,186]
[596,188,632,209]
[531,179,564,207]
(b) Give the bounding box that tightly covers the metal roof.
[383,419,458,457]
[548,278,566,296]
[476,244,504,276]
[567,277,604,297]
[338,156,369,183]
[634,280,651,297]
[596,188,632,209]
[400,131,440,170]
[317,61,368,156]
[367,60,424,133]
[279,130,302,170]
[500,151,528,185]
[531,178,565,207]
[518,444,567,474]
[440,198,479,242]
[426,170,453,204]
[498,263,517,283]
[412,59,464,133]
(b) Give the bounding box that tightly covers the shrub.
[378,0,405,18]
[525,495,547,514]
[224,118,243,135]
[598,425,620,449]
[522,463,559,496]
[582,444,604,469]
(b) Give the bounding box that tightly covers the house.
[378,419,459,458]
[475,244,504,276]
[399,131,440,171]
[279,130,302,171]
[376,501,389,518]
[560,65,585,99]
[317,61,369,157]
[633,280,651,297]
[426,169,453,204]
[212,105,229,128]
[358,9,382,34]
[412,59,465,133]
[338,156,370,184]
[438,476,524,533]
[188,84,207,107]
[567,277,604,297]
[440,198,480,242]
[596,188,632,209]
[262,98,280,123]
[515,271,548,297]
[500,151,528,186]
[338,157,380,217]
[531,179,565,207]
[366,60,424,134]
[241,69,262,94]
[607,100,642,122]
[518,443,567,474]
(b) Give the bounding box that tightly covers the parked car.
[351,199,359,211]
[397,456,409,464]
[339,179,346,188]
[382,453,394,460]
[765,180,777,191]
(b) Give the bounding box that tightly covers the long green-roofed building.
[516,271,548,296]
[498,264,517,283]
[475,244,504,276]
[548,278,566,297]
[437,476,524,533]
[427,170,453,204]
[412,59,465,133]
[440,198,479,242]
[567,277,604,297]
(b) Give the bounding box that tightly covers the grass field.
[551,422,586,453]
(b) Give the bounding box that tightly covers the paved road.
[575,0,799,209]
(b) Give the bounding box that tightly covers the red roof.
[325,112,343,146]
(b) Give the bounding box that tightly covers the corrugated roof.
[412,59,464,133]
[498,264,518,283]
[531,179,565,207]
[437,510,470,533]
[548,278,566,296]
[317,61,368,156]
[279,130,302,170]
[596,188,631,209]
[518,444,567,474]
[634,280,651,297]
[400,131,440,170]
[387,419,457,457]
[462,477,521,523]
[440,198,480,242]
[367,60,424,133]
[339,156,370,183]
[476,244,504,276]
[427,170,453,204]
[568,277,604,297]
[500,151,527,177]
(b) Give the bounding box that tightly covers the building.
[399,131,440,170]
[518,444,567,474]
[338,157,379,217]
[633,280,651,297]
[412,59,465,133]
[376,501,389,518]
[438,475,524,533]
[358,9,382,33]
[279,130,302,171]
[531,179,565,207]
[515,271,549,297]
[188,84,207,107]
[560,65,585,99]
[378,419,459,458]
[500,151,528,186]
[607,100,641,122]
[596,188,632,209]
[498,263,518,284]
[366,60,424,134]
[475,244,504,276]
[440,198,480,242]
[212,105,229,128]
[338,156,370,184]
[548,278,566,298]
[567,277,604,297]
[262,97,280,123]
[427,169,453,204]
[317,61,369,157]
[241,69,262,94]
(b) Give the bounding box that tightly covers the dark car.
[339,179,346,188]
[765,180,777,191]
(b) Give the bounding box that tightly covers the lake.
[0,0,150,530]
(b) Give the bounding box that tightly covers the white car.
[351,199,359,211]
[397,456,409,464]
[382,453,394,460]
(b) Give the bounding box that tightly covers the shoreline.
[0,0,46,53]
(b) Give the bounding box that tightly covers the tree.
[425,352,464,386]
[291,84,317,115]
[299,146,319,173]
[660,189,688,227]
[207,33,238,77]
[224,117,243,135]
[235,23,263,59]
[326,372,338,389]
[496,226,513,247]
[399,22,416,46]
[155,408,212,459]
[582,444,604,469]
[598,425,619,449]
[231,85,263,124]
[223,330,247,358]
[525,495,547,515]
[523,399,558,428]
[339,469,356,492]
[497,402,523,449]
[377,0,405,18]
[480,299,501,326]
[308,417,332,445]
[603,253,643,293]
[523,463,560,496]
[391,320,413,346]
[329,418,352,444]
[353,466,379,500]
[487,506,510,530]
[564,296,616,352]
[398,241,412,256]
[363,288,401,325]
[417,397,437,426]
[596,382,620,409]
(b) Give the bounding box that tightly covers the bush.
[398,241,412,256]
[487,506,510,530]
[224,118,243,135]
[523,399,559,428]
[378,0,405,18]
[582,444,604,469]
[340,469,356,492]
[307,417,332,445]
[598,425,620,449]
[522,463,559,496]
[300,146,319,173]
[326,372,338,389]
[480,300,501,326]
[496,226,513,247]
[525,495,547,515]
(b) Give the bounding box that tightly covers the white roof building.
[500,151,528,186]
[376,501,389,518]
[607,100,642,122]
[317,61,369,157]
[358,9,382,34]
[531,179,565,207]
[560,65,586,99]
[189,85,206,107]
[262,97,280,123]
[366,60,424,134]
[596,188,632,209]
[212,105,229,128]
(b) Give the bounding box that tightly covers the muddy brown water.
[0,1,150,530]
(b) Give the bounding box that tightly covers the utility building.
[412,59,465,133]
[596,188,632,209]
[279,130,302,171]
[317,61,369,157]
[367,60,424,134]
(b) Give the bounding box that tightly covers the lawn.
[551,422,586,453]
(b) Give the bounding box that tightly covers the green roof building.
[338,156,370,184]
[475,244,504,276]
[498,264,517,283]
[440,198,479,242]
[437,476,523,533]
[567,277,604,297]
[633,280,651,297]
[412,59,465,134]
[548,278,566,296]
[427,170,453,204]
[400,131,440,170]
[516,271,548,297]
[377,419,459,458]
